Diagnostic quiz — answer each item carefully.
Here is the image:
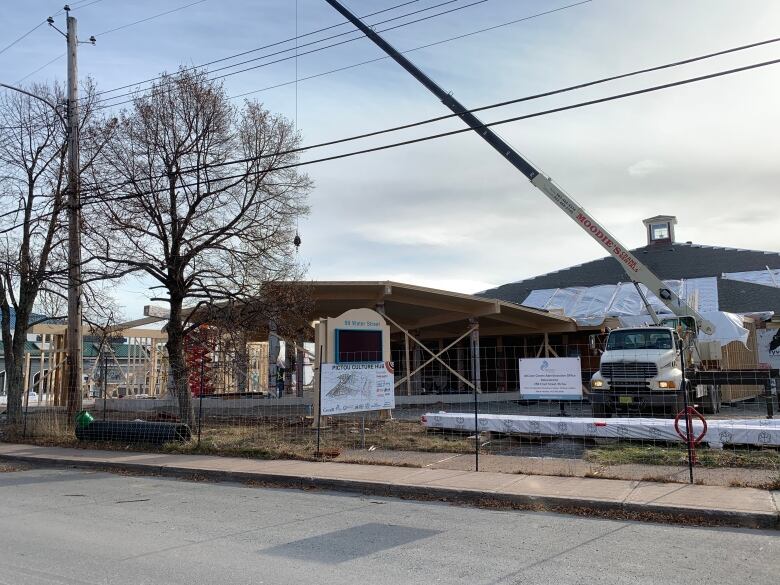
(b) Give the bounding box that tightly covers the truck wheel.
[670,390,687,418]
[700,385,721,415]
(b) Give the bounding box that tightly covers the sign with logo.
[519,357,583,400]
[320,362,395,415]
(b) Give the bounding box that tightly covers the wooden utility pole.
[65,8,83,417]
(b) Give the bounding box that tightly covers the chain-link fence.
[4,335,779,488]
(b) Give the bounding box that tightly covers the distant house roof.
[0,341,42,357]
[83,342,149,360]
[480,243,780,314]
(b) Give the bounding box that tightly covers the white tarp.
[422,412,780,448]
[616,311,750,346]
[320,362,395,415]
[522,278,750,345]
[523,278,719,326]
[722,269,780,289]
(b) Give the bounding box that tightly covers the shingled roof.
[479,243,780,314]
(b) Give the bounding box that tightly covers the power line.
[68,0,111,12]
[16,53,66,84]
[229,0,605,100]
[0,0,101,58]
[92,0,489,109]
[11,0,195,83]
[92,0,428,98]
[0,0,104,60]
[0,20,47,58]
[6,38,777,232]
[95,0,209,36]
[81,54,780,201]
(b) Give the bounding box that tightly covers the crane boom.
[324,0,715,335]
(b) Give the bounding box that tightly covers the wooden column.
[404,333,412,396]
[469,319,482,393]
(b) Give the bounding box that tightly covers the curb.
[2,453,777,530]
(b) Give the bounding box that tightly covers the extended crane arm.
[324,0,715,335]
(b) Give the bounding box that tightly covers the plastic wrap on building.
[522,278,719,327]
[722,269,780,288]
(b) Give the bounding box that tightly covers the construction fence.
[4,337,780,488]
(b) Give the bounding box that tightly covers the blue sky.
[3,0,780,320]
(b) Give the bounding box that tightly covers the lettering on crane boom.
[575,212,640,274]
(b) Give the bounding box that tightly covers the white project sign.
[519,357,583,400]
[320,362,395,415]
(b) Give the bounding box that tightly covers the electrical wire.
[91,36,780,184]
[92,0,490,109]
[79,54,780,201]
[0,0,105,59]
[69,0,111,12]
[228,0,615,100]
[95,0,209,36]
[16,53,66,84]
[5,39,778,233]
[11,0,195,83]
[92,0,428,98]
[0,21,47,58]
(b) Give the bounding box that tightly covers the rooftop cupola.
[643,215,677,246]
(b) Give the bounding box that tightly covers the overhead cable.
[92,0,493,108]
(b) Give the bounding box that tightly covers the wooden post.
[469,319,481,393]
[39,334,46,403]
[149,340,158,396]
[23,351,31,407]
[296,334,305,398]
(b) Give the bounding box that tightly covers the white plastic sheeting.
[722,269,780,289]
[523,278,719,326]
[617,311,750,346]
[522,278,751,345]
[422,412,780,449]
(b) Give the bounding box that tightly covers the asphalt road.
[0,467,778,585]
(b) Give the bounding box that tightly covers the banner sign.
[519,357,583,400]
[757,329,780,370]
[320,362,395,415]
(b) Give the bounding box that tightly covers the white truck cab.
[590,321,720,417]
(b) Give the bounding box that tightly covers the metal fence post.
[679,341,694,484]
[470,320,481,472]
[102,348,108,420]
[316,345,323,458]
[197,353,205,446]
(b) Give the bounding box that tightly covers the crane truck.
[324,0,777,417]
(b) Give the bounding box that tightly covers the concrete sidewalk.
[1,442,778,529]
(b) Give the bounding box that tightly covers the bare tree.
[90,70,310,426]
[0,80,109,424]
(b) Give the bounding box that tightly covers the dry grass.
[7,412,476,462]
[585,444,780,469]
[164,419,476,460]
[11,411,780,482]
